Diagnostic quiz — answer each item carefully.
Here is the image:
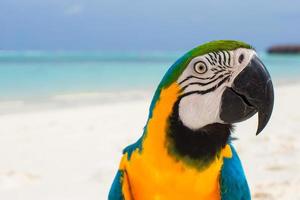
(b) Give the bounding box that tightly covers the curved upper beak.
[220,55,274,135]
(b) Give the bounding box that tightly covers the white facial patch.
[178,87,226,130]
[177,48,256,130]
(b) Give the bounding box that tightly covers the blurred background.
[0,0,299,199]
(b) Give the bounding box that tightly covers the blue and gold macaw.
[108,40,274,200]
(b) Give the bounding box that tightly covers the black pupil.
[199,65,204,70]
[239,54,244,63]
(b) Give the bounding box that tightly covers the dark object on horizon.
[268,45,300,54]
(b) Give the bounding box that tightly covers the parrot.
[108,40,274,200]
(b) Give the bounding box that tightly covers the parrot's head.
[151,40,274,136]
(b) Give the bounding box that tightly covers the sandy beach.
[0,83,299,200]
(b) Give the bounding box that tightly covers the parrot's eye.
[194,62,207,74]
[238,54,244,64]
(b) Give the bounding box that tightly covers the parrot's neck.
[167,99,232,168]
[142,83,232,170]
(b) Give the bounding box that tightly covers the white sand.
[0,83,299,200]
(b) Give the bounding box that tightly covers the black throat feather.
[166,100,232,169]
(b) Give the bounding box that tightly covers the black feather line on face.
[179,75,211,85]
[179,75,231,98]
[180,72,231,91]
[166,99,232,169]
[205,56,214,65]
[225,51,231,67]
[217,52,223,68]
[220,51,228,67]
[208,53,217,65]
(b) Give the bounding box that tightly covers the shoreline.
[0,89,153,115]
[0,79,298,115]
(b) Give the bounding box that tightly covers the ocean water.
[0,51,299,101]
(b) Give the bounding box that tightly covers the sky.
[0,0,300,51]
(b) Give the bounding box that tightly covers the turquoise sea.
[0,51,300,101]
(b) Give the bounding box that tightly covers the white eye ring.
[194,61,207,74]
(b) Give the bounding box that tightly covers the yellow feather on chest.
[119,83,232,200]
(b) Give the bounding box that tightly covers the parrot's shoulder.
[220,144,251,200]
[122,136,143,160]
[108,137,143,200]
[108,170,124,200]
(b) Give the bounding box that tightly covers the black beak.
[220,55,274,135]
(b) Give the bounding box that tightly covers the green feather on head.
[161,40,253,89]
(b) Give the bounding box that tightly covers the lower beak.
[220,55,274,135]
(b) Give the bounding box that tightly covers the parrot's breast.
[120,144,232,200]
